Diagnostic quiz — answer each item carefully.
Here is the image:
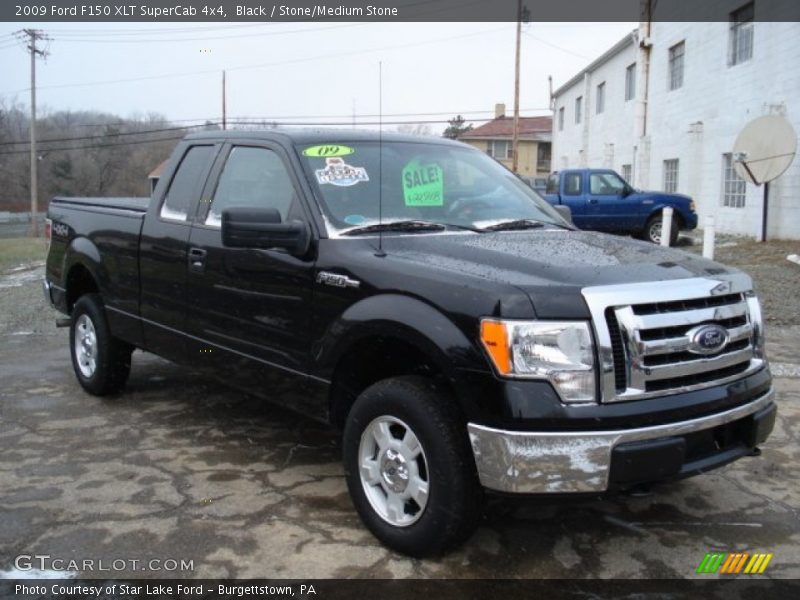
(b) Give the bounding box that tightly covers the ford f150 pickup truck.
[44,130,775,557]
[544,168,698,244]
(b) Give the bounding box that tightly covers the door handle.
[188,247,207,273]
[589,198,599,204]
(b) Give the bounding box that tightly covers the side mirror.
[622,185,633,197]
[221,207,310,257]
[553,204,574,225]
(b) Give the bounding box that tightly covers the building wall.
[552,20,800,239]
[552,38,638,176]
[462,139,549,176]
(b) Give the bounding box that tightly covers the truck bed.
[50,196,149,213]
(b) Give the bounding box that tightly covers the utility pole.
[18,29,48,237]
[222,70,227,130]
[511,0,528,173]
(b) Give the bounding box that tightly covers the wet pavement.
[0,273,798,579]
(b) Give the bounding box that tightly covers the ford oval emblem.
[687,324,729,355]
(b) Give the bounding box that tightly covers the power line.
[0,123,209,147]
[9,26,508,94]
[0,131,193,156]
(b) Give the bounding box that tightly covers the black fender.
[63,236,104,305]
[315,293,489,419]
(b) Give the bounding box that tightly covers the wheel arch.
[319,294,483,429]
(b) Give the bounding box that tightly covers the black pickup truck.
[44,130,775,557]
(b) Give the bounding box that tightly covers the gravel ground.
[682,234,800,327]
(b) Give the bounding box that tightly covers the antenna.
[375,61,386,257]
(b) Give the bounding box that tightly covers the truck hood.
[381,229,744,319]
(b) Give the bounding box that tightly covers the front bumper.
[468,388,775,494]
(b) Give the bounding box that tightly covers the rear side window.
[206,146,296,227]
[563,173,582,195]
[160,145,214,221]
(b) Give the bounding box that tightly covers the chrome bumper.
[468,388,774,494]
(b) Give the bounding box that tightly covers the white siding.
[552,20,800,239]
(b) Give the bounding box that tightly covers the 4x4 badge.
[317,271,360,289]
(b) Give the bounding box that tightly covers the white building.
[551,13,800,239]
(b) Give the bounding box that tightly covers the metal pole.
[29,30,38,237]
[511,0,522,173]
[761,182,769,242]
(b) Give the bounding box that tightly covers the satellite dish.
[733,115,797,185]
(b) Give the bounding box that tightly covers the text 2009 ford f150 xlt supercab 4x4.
[44,130,776,557]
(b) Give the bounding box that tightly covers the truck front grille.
[582,276,766,403]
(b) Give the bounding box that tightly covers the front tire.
[70,293,132,396]
[644,213,679,245]
[343,376,482,557]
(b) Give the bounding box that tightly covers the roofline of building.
[552,29,638,98]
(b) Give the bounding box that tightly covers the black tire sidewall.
[342,376,480,557]
[69,294,130,396]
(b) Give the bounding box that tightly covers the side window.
[590,173,626,195]
[206,146,296,227]
[546,173,559,194]
[563,173,582,196]
[160,145,214,221]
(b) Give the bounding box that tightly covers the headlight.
[480,319,597,403]
[689,200,697,212]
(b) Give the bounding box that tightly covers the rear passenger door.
[184,143,319,407]
[139,143,218,363]
[559,172,589,228]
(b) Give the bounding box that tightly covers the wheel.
[644,214,679,245]
[70,293,132,396]
[342,375,482,557]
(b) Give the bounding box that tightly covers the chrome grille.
[582,276,766,403]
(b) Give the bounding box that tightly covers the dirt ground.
[0,238,798,579]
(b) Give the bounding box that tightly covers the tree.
[442,115,473,140]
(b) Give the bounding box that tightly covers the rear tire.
[70,293,132,396]
[342,375,482,557]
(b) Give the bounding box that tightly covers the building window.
[488,140,512,160]
[621,164,632,183]
[722,153,747,207]
[668,41,685,91]
[537,143,551,172]
[575,96,582,124]
[663,159,679,193]
[730,2,754,65]
[558,107,564,131]
[596,82,605,114]
[625,63,636,101]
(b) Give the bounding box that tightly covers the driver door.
[585,171,637,232]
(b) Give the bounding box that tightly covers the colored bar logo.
[696,552,773,574]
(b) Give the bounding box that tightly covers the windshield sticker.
[303,144,355,158]
[344,214,367,225]
[402,159,444,207]
[315,157,369,187]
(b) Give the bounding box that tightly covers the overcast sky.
[0,22,635,131]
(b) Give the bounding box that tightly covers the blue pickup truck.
[544,169,697,244]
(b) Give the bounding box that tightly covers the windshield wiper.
[481,219,548,232]
[342,220,447,236]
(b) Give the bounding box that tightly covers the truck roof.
[184,128,466,147]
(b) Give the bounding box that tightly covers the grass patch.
[0,237,47,273]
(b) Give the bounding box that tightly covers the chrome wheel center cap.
[380,448,409,493]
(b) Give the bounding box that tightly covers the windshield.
[297,140,568,234]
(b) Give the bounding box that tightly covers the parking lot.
[1,244,799,579]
